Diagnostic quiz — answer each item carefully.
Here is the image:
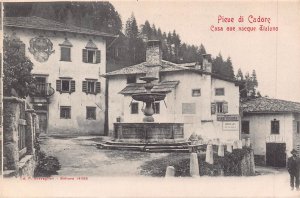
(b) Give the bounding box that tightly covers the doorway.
[266,143,286,167]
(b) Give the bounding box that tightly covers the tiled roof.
[104,60,238,84]
[119,81,179,95]
[105,60,189,76]
[4,16,117,38]
[241,97,300,113]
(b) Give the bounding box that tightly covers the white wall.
[242,113,294,156]
[5,27,107,135]
[108,70,240,142]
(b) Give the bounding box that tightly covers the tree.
[125,13,145,65]
[3,35,35,98]
[236,68,244,81]
[224,57,235,79]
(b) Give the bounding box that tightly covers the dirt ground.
[31,135,300,198]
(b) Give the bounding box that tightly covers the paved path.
[39,136,168,177]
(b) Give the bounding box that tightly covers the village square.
[0,1,300,198]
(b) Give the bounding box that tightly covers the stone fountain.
[97,40,189,152]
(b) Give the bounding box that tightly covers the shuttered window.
[82,80,101,94]
[56,79,75,94]
[82,49,100,64]
[212,101,228,114]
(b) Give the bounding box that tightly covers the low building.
[105,40,240,143]
[3,16,117,136]
[241,97,300,167]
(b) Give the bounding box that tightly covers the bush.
[34,151,61,177]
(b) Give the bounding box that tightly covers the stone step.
[104,141,190,147]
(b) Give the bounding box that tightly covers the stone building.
[105,40,240,143]
[241,97,300,167]
[3,16,117,135]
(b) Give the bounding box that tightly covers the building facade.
[105,41,240,143]
[241,97,300,167]
[4,17,117,135]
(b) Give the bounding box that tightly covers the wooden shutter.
[82,49,87,63]
[96,50,101,63]
[70,80,76,93]
[96,82,101,93]
[82,81,87,93]
[56,80,61,91]
[223,102,228,113]
[211,102,216,114]
[19,43,26,56]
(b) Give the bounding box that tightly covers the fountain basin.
[131,93,166,102]
[113,122,184,143]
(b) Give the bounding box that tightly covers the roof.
[241,97,300,114]
[119,81,179,95]
[105,60,238,84]
[4,16,117,38]
[105,60,191,76]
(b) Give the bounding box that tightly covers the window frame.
[60,106,71,119]
[87,49,96,63]
[241,120,250,134]
[131,102,139,114]
[87,81,96,94]
[61,80,71,92]
[271,119,280,134]
[153,102,160,114]
[127,75,137,84]
[60,46,71,62]
[215,88,225,96]
[86,106,96,120]
[216,102,224,113]
[192,89,201,97]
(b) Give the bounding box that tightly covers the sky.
[111,0,300,102]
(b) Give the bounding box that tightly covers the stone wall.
[3,97,39,177]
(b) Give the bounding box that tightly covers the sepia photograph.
[0,0,300,197]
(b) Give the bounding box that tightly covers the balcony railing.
[33,83,55,97]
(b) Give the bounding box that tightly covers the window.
[86,107,96,120]
[127,76,136,84]
[215,88,225,96]
[61,80,70,92]
[211,102,228,114]
[87,50,96,63]
[131,102,139,114]
[182,103,196,114]
[297,121,300,134]
[60,47,71,61]
[192,89,201,97]
[271,119,280,134]
[82,80,101,94]
[242,121,250,134]
[56,79,75,93]
[82,40,101,64]
[153,102,160,114]
[60,106,71,119]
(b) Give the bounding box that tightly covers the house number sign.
[29,36,55,62]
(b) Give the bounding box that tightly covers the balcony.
[32,83,55,97]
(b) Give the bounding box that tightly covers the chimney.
[146,40,162,66]
[202,54,212,72]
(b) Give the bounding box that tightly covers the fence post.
[3,97,24,171]
[25,109,35,155]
